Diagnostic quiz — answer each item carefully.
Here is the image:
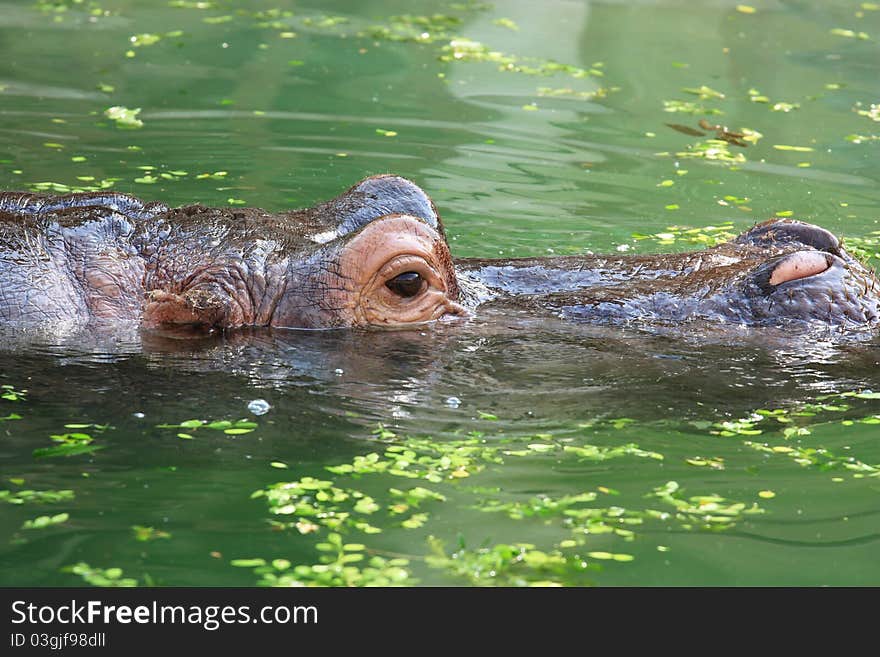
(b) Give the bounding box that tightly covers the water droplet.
[334,368,344,376]
[247,399,271,415]
[445,396,461,408]
[132,412,145,418]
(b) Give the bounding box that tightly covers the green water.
[1,0,880,587]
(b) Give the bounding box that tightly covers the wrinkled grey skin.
[457,218,880,330]
[0,175,878,334]
[0,175,456,330]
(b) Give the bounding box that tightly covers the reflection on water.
[3,314,880,432]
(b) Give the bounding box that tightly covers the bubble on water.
[247,399,271,415]
[334,368,344,376]
[445,396,461,408]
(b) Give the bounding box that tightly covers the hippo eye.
[385,271,424,298]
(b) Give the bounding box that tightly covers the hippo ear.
[330,175,444,237]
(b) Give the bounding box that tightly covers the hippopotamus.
[0,174,877,334]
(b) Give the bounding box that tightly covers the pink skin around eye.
[769,251,829,286]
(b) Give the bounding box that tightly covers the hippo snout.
[742,244,879,327]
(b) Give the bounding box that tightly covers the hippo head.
[142,177,880,333]
[138,175,468,330]
[2,175,878,335]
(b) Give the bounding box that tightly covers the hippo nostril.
[768,251,831,285]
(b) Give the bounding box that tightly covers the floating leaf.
[104,106,144,129]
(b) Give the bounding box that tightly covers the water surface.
[1,0,879,586]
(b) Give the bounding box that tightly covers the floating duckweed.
[563,443,663,461]
[744,441,879,476]
[168,0,214,8]
[648,481,763,530]
[400,513,430,528]
[0,489,74,504]
[1,385,26,401]
[132,525,171,541]
[249,535,414,587]
[104,106,143,129]
[157,418,258,437]
[845,134,880,144]
[662,100,723,115]
[362,14,461,43]
[234,384,880,586]
[302,15,349,28]
[255,477,385,534]
[855,103,880,121]
[33,426,108,459]
[388,486,446,515]
[493,18,519,30]
[375,128,398,137]
[63,563,137,587]
[426,536,595,587]
[28,179,117,194]
[681,85,725,100]
[23,512,69,530]
[748,88,770,103]
[685,456,725,469]
[537,86,616,101]
[673,138,745,163]
[230,558,266,568]
[129,33,162,47]
[712,418,763,436]
[477,491,601,520]
[830,28,870,40]
[736,4,756,13]
[439,38,598,78]
[324,438,497,482]
[773,144,814,152]
[631,222,737,247]
[587,551,634,562]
